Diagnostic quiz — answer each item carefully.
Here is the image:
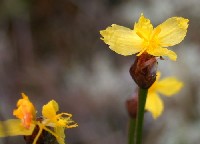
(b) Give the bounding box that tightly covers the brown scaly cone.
[130,53,157,89]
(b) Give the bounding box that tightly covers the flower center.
[137,27,161,51]
[147,28,161,49]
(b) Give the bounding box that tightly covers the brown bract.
[130,53,157,89]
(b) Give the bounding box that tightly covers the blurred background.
[0,0,199,144]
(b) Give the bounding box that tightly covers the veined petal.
[42,100,58,120]
[157,17,189,47]
[147,47,177,61]
[157,77,183,96]
[0,119,35,137]
[54,127,65,144]
[134,14,154,40]
[145,93,163,119]
[100,24,143,56]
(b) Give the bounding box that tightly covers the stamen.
[136,31,148,41]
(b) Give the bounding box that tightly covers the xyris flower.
[13,93,36,129]
[145,72,183,119]
[100,13,189,61]
[34,100,78,144]
[0,93,78,144]
[0,93,35,137]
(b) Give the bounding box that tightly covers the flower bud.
[126,96,138,118]
[129,53,157,89]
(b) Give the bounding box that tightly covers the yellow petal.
[13,93,36,129]
[157,17,189,47]
[156,71,161,81]
[0,119,35,137]
[157,77,183,96]
[54,127,65,144]
[100,24,143,56]
[42,100,59,119]
[134,14,154,40]
[147,47,177,61]
[145,93,164,119]
[149,72,161,93]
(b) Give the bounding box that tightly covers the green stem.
[135,88,148,144]
[128,118,136,144]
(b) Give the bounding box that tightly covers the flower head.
[13,93,36,129]
[100,14,189,61]
[145,72,183,119]
[0,94,77,144]
[42,100,78,128]
[0,93,36,137]
[40,100,78,144]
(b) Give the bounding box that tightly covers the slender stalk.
[135,88,148,144]
[128,118,136,144]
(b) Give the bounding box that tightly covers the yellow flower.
[145,72,183,119]
[33,100,78,144]
[100,14,189,61]
[42,100,78,128]
[0,94,77,144]
[13,93,36,129]
[0,93,36,137]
